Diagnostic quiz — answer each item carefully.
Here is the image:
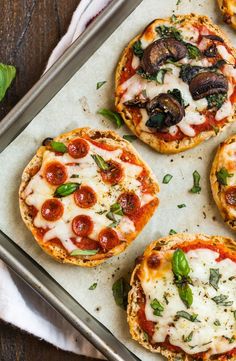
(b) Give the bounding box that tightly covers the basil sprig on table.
[190,170,201,194]
[89,283,98,290]
[70,249,98,256]
[97,108,123,128]
[216,167,233,186]
[96,81,106,90]
[91,154,110,170]
[0,63,16,102]
[54,182,80,197]
[112,277,131,310]
[51,140,68,153]
[172,249,193,308]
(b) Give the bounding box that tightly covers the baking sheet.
[0,0,236,360]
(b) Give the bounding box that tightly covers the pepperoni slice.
[118,192,141,216]
[100,160,123,185]
[73,237,99,250]
[225,186,236,206]
[74,186,97,208]
[41,199,64,221]
[72,215,93,237]
[98,228,120,252]
[44,161,67,185]
[68,138,89,159]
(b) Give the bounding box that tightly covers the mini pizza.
[210,134,236,231]
[218,0,236,30]
[115,14,236,153]
[19,128,159,267]
[128,233,236,360]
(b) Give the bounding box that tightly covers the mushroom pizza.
[211,134,236,231]
[19,128,159,267]
[116,14,236,153]
[128,233,236,360]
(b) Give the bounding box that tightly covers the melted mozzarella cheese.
[141,248,236,355]
[24,139,156,252]
[217,45,235,64]
[215,101,233,121]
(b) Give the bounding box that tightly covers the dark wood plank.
[0,1,99,359]
[0,320,97,361]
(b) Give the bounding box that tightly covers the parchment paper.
[0,1,236,360]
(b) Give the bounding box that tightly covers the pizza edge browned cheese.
[211,134,236,231]
[19,128,159,267]
[218,0,236,30]
[115,14,236,154]
[127,233,236,360]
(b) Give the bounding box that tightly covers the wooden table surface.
[0,1,98,360]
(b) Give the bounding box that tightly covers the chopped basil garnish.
[176,0,181,5]
[182,331,193,342]
[234,311,236,320]
[91,154,110,170]
[51,140,67,153]
[112,277,131,310]
[123,134,137,142]
[146,113,165,129]
[172,249,193,308]
[214,319,221,326]
[163,174,173,184]
[216,167,233,186]
[110,203,124,216]
[150,299,164,316]
[132,39,144,58]
[70,249,98,256]
[54,182,80,197]
[169,229,177,235]
[177,204,186,208]
[212,125,219,135]
[224,335,235,344]
[207,93,227,110]
[190,170,201,194]
[143,332,149,341]
[98,108,123,128]
[186,43,201,59]
[167,88,186,107]
[156,25,183,41]
[176,311,199,322]
[70,174,80,178]
[89,283,98,290]
[0,63,16,102]
[96,81,106,90]
[106,203,123,228]
[209,268,221,290]
[137,68,170,83]
[212,294,233,306]
[171,14,178,23]
[156,69,169,84]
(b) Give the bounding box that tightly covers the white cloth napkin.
[0,0,111,358]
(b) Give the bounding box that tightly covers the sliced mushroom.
[141,38,187,75]
[146,93,185,128]
[123,99,147,108]
[204,44,218,58]
[203,34,224,43]
[189,72,228,100]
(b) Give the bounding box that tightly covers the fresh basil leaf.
[0,63,16,102]
[178,283,193,308]
[110,203,124,216]
[91,154,110,170]
[156,69,168,84]
[190,170,201,194]
[186,43,201,59]
[51,141,67,153]
[156,25,183,41]
[98,108,123,128]
[207,93,227,110]
[176,311,199,322]
[172,249,190,278]
[70,249,98,256]
[212,125,219,135]
[143,332,149,341]
[132,40,144,58]
[54,182,80,197]
[89,283,98,290]
[123,134,137,142]
[212,294,233,306]
[163,174,173,184]
[214,319,221,326]
[177,204,186,208]
[209,268,221,290]
[96,81,106,89]
[224,335,235,344]
[183,331,194,342]
[169,229,177,235]
[112,277,131,309]
[216,167,233,186]
[167,88,185,107]
[146,113,165,129]
[150,299,164,316]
